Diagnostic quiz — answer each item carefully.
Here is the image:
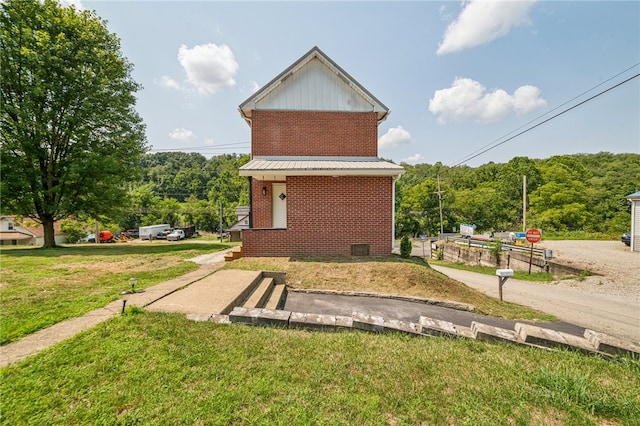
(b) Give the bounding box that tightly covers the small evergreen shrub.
[400,235,412,258]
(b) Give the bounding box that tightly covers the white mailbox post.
[496,269,514,301]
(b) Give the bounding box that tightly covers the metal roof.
[239,157,404,179]
[627,191,640,200]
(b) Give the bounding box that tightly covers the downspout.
[392,175,401,252]
[248,176,253,228]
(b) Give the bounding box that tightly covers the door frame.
[272,182,287,228]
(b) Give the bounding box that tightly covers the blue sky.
[72,0,639,167]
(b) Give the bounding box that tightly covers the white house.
[0,216,67,246]
[0,216,36,246]
[627,191,640,252]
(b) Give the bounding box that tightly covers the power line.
[449,64,640,167]
[150,141,250,152]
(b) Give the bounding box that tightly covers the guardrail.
[445,236,546,257]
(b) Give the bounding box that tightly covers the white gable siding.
[254,59,374,112]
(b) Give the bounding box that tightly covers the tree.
[0,0,147,247]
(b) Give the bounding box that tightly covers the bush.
[400,235,412,258]
[59,219,88,243]
[489,239,502,265]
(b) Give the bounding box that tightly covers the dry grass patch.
[50,255,186,274]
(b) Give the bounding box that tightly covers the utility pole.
[219,200,223,242]
[435,175,445,237]
[523,175,527,232]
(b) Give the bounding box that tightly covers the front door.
[272,183,287,228]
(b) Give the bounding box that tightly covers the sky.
[68,0,639,167]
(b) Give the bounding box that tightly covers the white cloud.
[156,75,181,90]
[428,77,546,123]
[169,127,197,142]
[378,126,413,149]
[402,153,424,165]
[177,43,239,94]
[57,0,84,10]
[437,0,536,55]
[250,80,261,93]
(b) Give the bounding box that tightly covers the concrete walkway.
[431,265,640,342]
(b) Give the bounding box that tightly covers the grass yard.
[223,256,557,321]
[0,242,229,345]
[429,259,555,282]
[1,311,638,425]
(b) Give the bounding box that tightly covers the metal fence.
[444,236,546,257]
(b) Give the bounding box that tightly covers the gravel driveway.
[541,240,640,303]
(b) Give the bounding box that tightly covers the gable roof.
[239,46,389,124]
[627,191,640,201]
[1,216,64,237]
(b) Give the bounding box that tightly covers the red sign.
[525,228,542,243]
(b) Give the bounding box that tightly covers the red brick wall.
[251,179,274,228]
[251,110,378,157]
[243,176,394,256]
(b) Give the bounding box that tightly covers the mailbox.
[495,269,514,301]
[496,269,514,277]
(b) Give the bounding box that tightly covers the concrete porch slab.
[146,270,262,316]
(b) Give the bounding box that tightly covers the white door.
[272,183,287,228]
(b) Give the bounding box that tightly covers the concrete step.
[243,277,274,309]
[264,284,286,310]
[224,246,243,262]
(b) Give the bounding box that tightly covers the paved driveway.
[283,290,585,336]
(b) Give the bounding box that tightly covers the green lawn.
[429,259,555,282]
[0,242,229,345]
[1,311,638,425]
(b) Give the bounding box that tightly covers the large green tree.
[0,0,147,247]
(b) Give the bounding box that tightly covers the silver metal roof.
[239,157,404,179]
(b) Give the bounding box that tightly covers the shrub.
[400,235,412,258]
[59,219,88,243]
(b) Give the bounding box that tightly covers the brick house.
[238,46,404,257]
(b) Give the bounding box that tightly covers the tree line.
[395,152,639,237]
[104,150,638,238]
[116,152,250,233]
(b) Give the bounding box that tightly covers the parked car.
[156,228,173,239]
[121,229,139,238]
[622,232,631,246]
[80,233,96,243]
[166,229,185,241]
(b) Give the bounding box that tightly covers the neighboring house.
[0,216,66,246]
[627,191,640,252]
[237,46,405,257]
[0,216,36,246]
[226,206,250,242]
